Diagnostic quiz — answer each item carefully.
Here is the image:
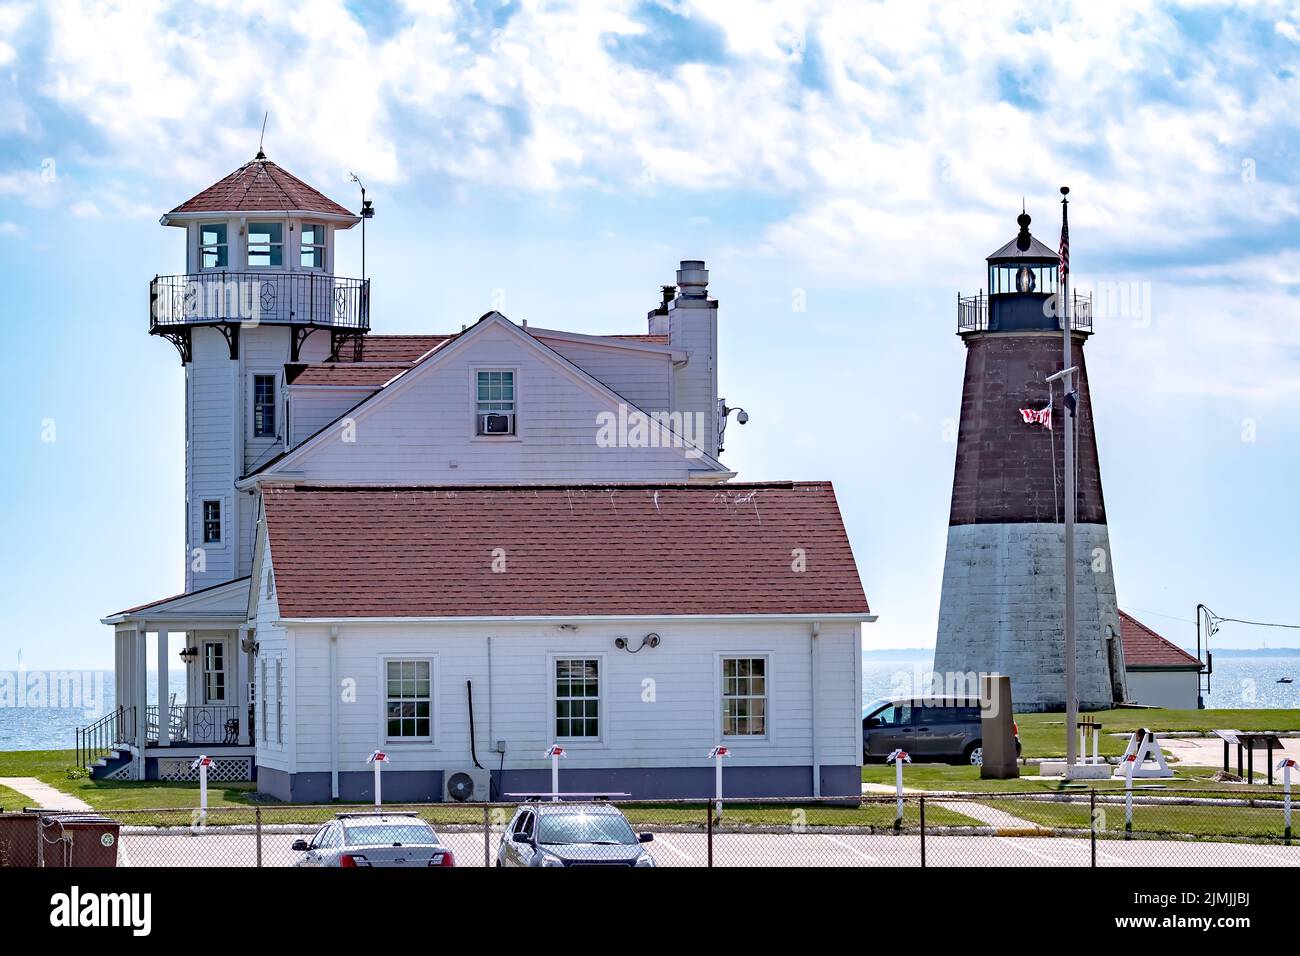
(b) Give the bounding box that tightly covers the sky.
[0,0,1298,668]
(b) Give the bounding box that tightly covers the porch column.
[134,624,147,779]
[236,626,251,745]
[156,628,170,746]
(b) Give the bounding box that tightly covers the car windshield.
[537,811,636,845]
[344,822,437,847]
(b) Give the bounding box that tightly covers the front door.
[188,639,228,743]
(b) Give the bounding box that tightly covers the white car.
[292,812,456,867]
[497,803,656,867]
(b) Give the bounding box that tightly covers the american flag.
[1019,401,1052,430]
[1059,199,1070,282]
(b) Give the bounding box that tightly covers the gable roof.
[102,577,252,625]
[245,312,730,482]
[1119,610,1202,669]
[261,483,869,620]
[285,362,415,388]
[167,154,356,220]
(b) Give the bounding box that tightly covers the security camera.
[736,409,749,425]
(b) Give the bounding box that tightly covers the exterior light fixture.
[179,646,198,665]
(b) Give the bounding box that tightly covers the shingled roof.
[1119,610,1202,669]
[169,153,355,218]
[262,483,870,619]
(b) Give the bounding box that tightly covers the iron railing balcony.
[150,271,369,332]
[957,290,1093,335]
[149,271,370,361]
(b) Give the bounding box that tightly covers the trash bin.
[38,814,121,868]
[0,813,40,867]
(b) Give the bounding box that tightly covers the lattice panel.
[102,762,134,781]
[157,757,253,782]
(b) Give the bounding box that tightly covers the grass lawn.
[861,761,1281,793]
[0,781,32,811]
[1015,708,1300,760]
[987,796,1294,842]
[0,749,262,811]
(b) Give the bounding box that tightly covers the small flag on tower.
[1019,401,1052,429]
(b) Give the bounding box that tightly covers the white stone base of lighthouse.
[932,522,1126,713]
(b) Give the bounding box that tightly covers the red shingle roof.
[170,155,355,218]
[344,335,454,363]
[263,483,870,619]
[285,363,411,388]
[1119,610,1202,668]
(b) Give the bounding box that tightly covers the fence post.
[706,799,713,868]
[483,805,491,869]
[255,806,263,868]
[919,796,926,868]
[1090,789,1096,867]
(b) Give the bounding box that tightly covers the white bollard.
[191,755,211,825]
[1124,752,1136,832]
[1279,758,1296,838]
[708,746,730,821]
[1093,727,1100,765]
[367,750,389,806]
[887,749,912,824]
[545,745,566,802]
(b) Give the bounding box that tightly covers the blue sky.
[1,0,1298,667]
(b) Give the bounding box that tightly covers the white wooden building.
[91,153,875,799]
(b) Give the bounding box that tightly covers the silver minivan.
[862,696,1020,765]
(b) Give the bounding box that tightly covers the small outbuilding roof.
[1119,610,1203,669]
[261,482,871,620]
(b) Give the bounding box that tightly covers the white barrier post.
[708,746,730,822]
[1124,751,1136,835]
[887,749,912,825]
[367,750,389,806]
[1279,758,1296,842]
[191,755,212,825]
[545,745,566,802]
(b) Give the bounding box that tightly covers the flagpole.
[1060,185,1077,772]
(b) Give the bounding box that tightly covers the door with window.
[192,638,229,744]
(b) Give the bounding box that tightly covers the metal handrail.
[149,271,370,331]
[144,704,241,744]
[75,705,134,770]
[957,290,1093,333]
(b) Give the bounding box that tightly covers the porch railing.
[76,706,134,770]
[145,705,242,745]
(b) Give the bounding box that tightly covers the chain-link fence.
[3,789,1297,867]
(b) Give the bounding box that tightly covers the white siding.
[288,386,376,447]
[538,338,673,414]
[277,321,710,484]
[1125,670,1200,710]
[282,618,861,777]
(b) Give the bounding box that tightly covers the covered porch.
[90,577,256,781]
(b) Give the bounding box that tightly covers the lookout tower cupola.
[150,150,369,363]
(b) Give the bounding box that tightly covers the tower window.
[200,223,228,269]
[253,374,277,438]
[301,222,327,269]
[202,499,222,544]
[247,222,284,268]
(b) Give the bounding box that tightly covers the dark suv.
[862,696,1020,765]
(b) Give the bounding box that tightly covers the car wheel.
[965,743,984,766]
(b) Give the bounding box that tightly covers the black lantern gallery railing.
[150,271,370,331]
[957,290,1093,334]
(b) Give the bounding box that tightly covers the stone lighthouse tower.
[932,208,1126,712]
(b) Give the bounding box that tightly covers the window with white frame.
[475,370,516,435]
[203,641,226,704]
[722,657,767,737]
[247,222,284,268]
[300,222,327,269]
[253,374,277,438]
[385,660,432,739]
[554,658,599,738]
[200,223,228,269]
[275,658,284,744]
[202,499,222,544]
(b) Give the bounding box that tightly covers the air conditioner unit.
[444,768,493,802]
[478,412,514,435]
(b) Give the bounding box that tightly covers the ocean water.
[0,658,1296,752]
[0,671,186,753]
[862,655,1300,710]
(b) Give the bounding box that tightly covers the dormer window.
[247,222,283,268]
[301,222,327,269]
[200,223,228,269]
[476,370,516,435]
